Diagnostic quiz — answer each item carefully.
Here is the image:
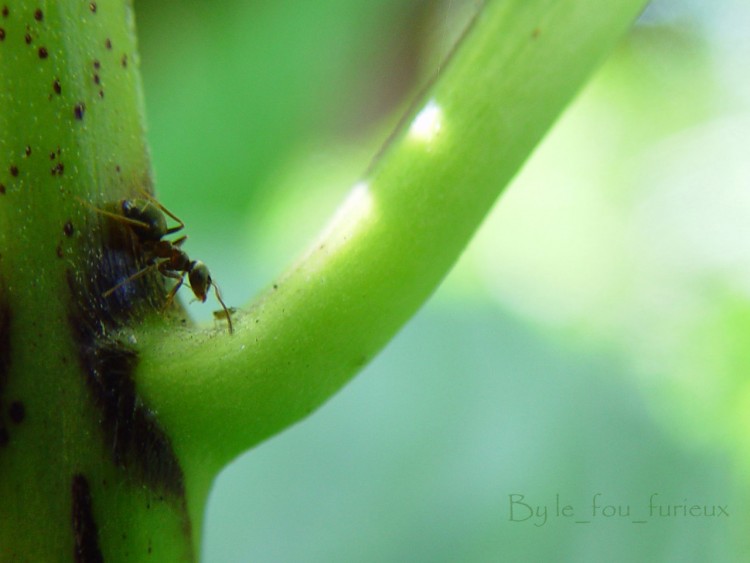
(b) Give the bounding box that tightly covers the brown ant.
[83,192,234,334]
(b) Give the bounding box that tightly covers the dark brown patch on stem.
[71,474,103,563]
[73,338,185,495]
[65,201,194,553]
[66,222,187,499]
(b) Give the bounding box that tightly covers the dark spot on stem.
[105,38,111,50]
[0,184,5,195]
[98,89,104,99]
[93,59,100,69]
[9,165,18,177]
[8,401,24,424]
[120,54,127,68]
[56,244,64,258]
[89,2,97,13]
[34,8,42,21]
[93,73,100,85]
[0,304,10,446]
[0,304,9,369]
[51,162,64,176]
[24,146,31,157]
[354,355,368,369]
[0,28,5,41]
[71,474,103,563]
[63,220,74,237]
[1,6,7,18]
[53,78,62,95]
[74,103,85,120]
[24,32,32,45]
[38,46,48,59]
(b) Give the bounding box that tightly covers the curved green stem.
[138,0,648,533]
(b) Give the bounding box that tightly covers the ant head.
[121,199,168,241]
[188,261,211,302]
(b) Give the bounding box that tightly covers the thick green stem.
[0,1,193,560]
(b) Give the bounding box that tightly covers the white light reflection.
[313,181,374,256]
[408,99,443,143]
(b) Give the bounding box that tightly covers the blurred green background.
[133,0,750,560]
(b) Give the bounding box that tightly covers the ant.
[83,192,234,334]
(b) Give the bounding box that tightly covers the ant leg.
[213,283,234,334]
[171,235,188,248]
[137,190,185,235]
[161,270,187,310]
[102,262,159,298]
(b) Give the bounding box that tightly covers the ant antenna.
[213,284,234,334]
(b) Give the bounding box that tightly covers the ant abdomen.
[120,199,171,242]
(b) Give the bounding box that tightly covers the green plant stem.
[136,0,649,536]
[0,0,648,559]
[0,1,193,560]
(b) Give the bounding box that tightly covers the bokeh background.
[133,1,750,560]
